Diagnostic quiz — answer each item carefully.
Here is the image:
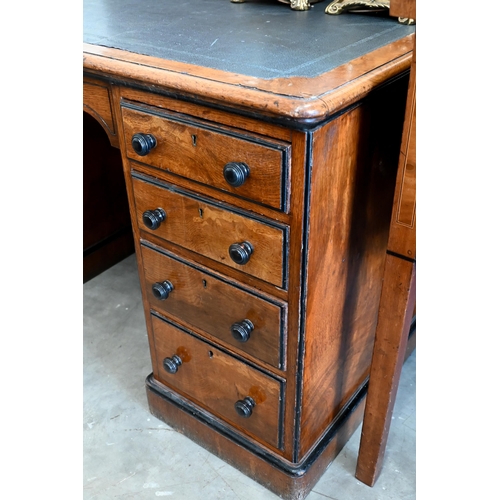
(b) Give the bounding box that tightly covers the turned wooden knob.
[152,280,174,300]
[142,208,166,230]
[231,319,254,342]
[234,396,256,418]
[229,241,253,265]
[223,162,249,187]
[131,133,157,156]
[163,354,183,374]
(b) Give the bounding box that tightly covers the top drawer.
[121,104,291,211]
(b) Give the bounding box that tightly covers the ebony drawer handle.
[231,319,254,343]
[223,162,249,187]
[229,241,253,265]
[142,208,166,230]
[152,280,174,300]
[163,354,182,374]
[131,133,157,156]
[234,396,255,418]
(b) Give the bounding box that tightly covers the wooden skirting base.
[146,374,367,500]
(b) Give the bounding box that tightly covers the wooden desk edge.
[83,34,413,126]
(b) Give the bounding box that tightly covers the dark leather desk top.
[83,0,414,124]
[83,0,414,80]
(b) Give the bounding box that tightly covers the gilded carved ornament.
[231,0,415,23]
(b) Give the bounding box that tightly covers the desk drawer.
[141,244,286,369]
[122,104,290,211]
[151,314,284,450]
[132,173,288,288]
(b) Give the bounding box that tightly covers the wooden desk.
[83,1,415,497]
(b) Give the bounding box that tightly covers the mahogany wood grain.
[130,126,310,462]
[109,83,166,382]
[121,104,290,211]
[146,372,366,500]
[280,128,308,459]
[131,174,288,288]
[141,243,286,370]
[130,160,290,225]
[356,2,416,483]
[390,0,416,20]
[138,228,289,302]
[83,77,119,148]
[120,88,293,142]
[355,255,416,486]
[298,78,408,459]
[151,314,283,450]
[387,48,416,259]
[84,13,415,495]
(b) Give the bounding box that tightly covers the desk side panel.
[387,49,416,259]
[298,77,408,459]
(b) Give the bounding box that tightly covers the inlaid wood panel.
[131,173,288,288]
[151,314,284,450]
[387,47,416,260]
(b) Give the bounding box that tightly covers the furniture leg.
[355,253,416,486]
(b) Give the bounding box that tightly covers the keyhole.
[202,279,207,288]
[199,208,203,218]
[208,350,213,358]
[192,134,197,146]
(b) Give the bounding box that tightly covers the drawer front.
[122,104,290,211]
[151,315,284,449]
[142,244,286,369]
[132,173,288,288]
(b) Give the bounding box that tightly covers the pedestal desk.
[83,1,415,497]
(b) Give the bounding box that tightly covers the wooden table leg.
[355,253,416,486]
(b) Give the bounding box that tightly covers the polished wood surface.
[140,244,286,370]
[151,314,283,450]
[122,104,290,211]
[84,3,414,496]
[356,0,417,486]
[131,173,288,287]
[146,372,366,500]
[83,77,119,148]
[390,0,416,19]
[355,255,416,485]
[121,87,293,143]
[387,47,416,260]
[298,77,407,458]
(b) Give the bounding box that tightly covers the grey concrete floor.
[83,254,416,500]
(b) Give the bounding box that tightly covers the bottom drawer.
[151,314,284,450]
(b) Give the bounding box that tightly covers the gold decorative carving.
[325,0,389,15]
[398,17,415,25]
[231,0,324,11]
[325,0,415,24]
[230,0,414,21]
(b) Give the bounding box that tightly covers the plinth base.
[146,374,367,500]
